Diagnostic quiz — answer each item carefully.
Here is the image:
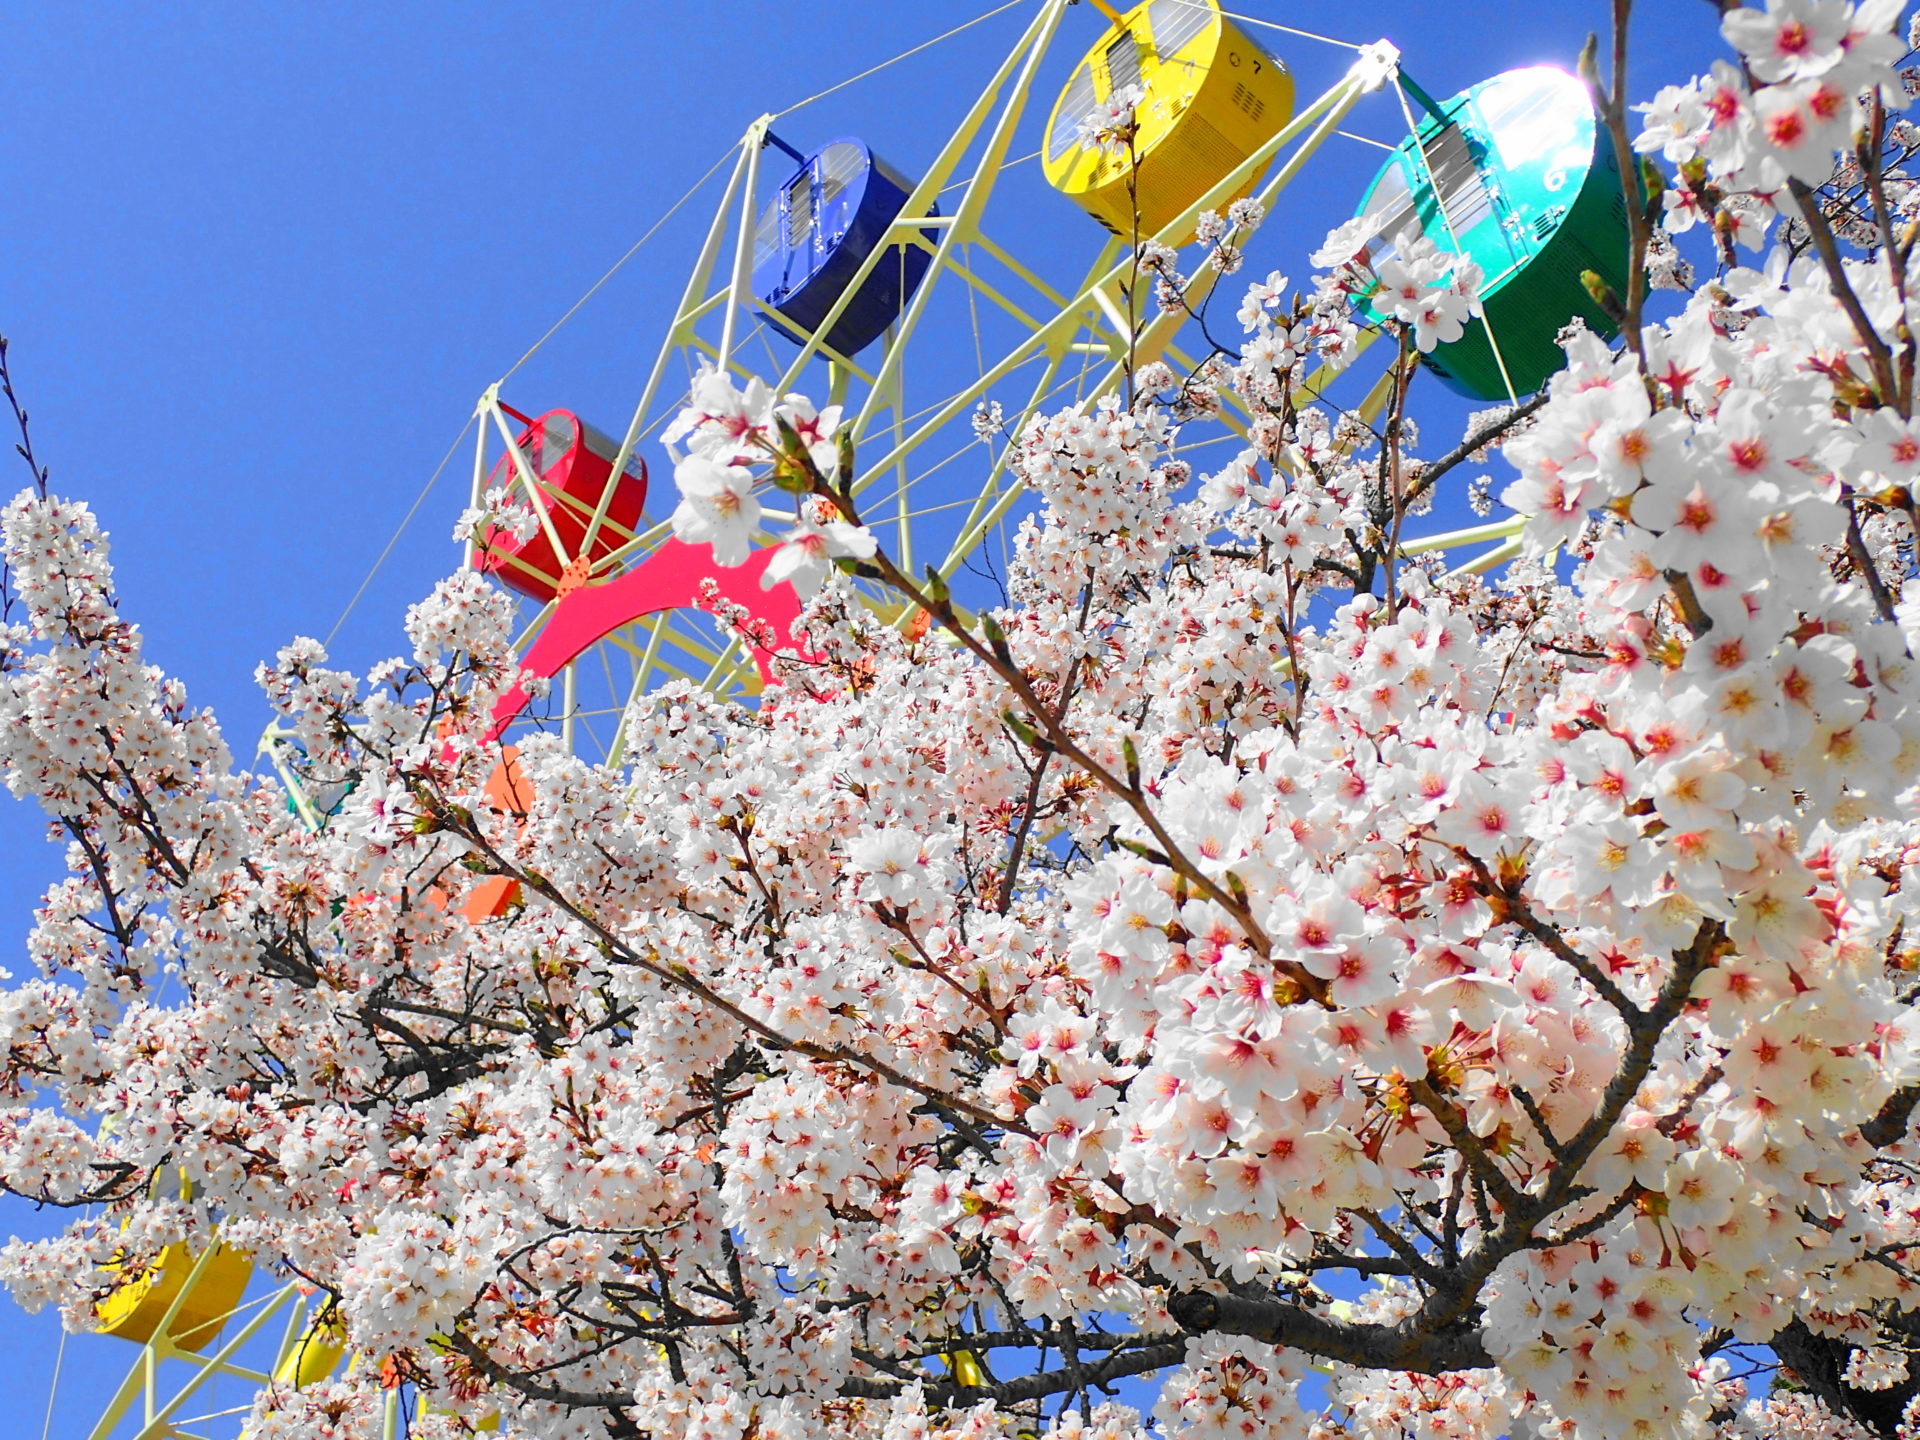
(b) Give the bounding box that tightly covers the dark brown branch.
[1845,496,1900,623]
[1787,176,1900,403]
[0,334,50,498]
[1771,1317,1916,1437]
[1864,1084,1920,1149]
[439,800,1031,1139]
[840,1339,1188,1407]
[1408,1078,1526,1218]
[1168,1291,1493,1373]
[1403,392,1554,509]
[998,734,1057,914]
[1578,1,1651,360]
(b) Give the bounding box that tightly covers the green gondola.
[1352,66,1633,401]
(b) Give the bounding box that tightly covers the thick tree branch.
[1168,1291,1493,1373]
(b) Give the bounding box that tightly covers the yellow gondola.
[94,1169,255,1353]
[273,1311,349,1388]
[95,1238,254,1352]
[234,1312,353,1439]
[1043,0,1295,240]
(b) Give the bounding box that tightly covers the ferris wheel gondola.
[1352,65,1633,401]
[1043,0,1297,240]
[753,136,939,357]
[473,406,651,603]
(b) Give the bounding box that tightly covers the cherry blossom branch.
[2,1160,144,1209]
[1381,329,1418,619]
[1507,1081,1568,1163]
[899,577,1248,921]
[1460,849,1640,1018]
[1406,1077,1527,1219]
[1528,1185,1636,1250]
[870,902,1008,1036]
[1299,1252,1421,1279]
[0,334,50,499]
[1770,1316,1918,1438]
[1579,1,1651,360]
[1353,1206,1447,1290]
[839,1337,1188,1407]
[1861,95,1916,412]
[372,998,530,1035]
[997,732,1057,914]
[87,753,196,888]
[1392,1182,1459,1255]
[427,793,1031,1139]
[889,1328,1182,1357]
[1157,918,1727,1376]
[1401,392,1553,510]
[1788,176,1901,407]
[445,1334,636,1413]
[996,616,1091,916]
[845,538,1337,1004]
[1863,1083,1920,1148]
[1845,494,1901,622]
[1412,921,1724,1331]
[1662,569,1714,638]
[58,815,143,958]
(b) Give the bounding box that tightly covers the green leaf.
[835,424,857,490]
[1638,156,1666,224]
[979,610,1013,665]
[1580,269,1626,324]
[1001,708,1041,749]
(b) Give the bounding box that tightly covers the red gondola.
[475,407,649,603]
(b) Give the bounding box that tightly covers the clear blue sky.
[0,3,1727,1433]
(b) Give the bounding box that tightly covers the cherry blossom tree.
[9,2,1920,1437]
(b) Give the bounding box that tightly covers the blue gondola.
[752,136,937,358]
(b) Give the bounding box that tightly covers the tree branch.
[1168,1291,1493,1373]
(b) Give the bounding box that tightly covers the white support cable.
[323,414,474,649]
[498,145,737,386]
[939,149,1043,196]
[772,0,1027,118]
[486,397,575,570]
[1390,73,1523,406]
[39,1321,67,1440]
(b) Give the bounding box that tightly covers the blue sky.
[0,2,1730,1432]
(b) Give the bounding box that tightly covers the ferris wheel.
[424,11,1627,772]
[82,2,1640,1435]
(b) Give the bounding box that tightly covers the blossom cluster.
[666,369,875,594]
[1639,0,1910,241]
